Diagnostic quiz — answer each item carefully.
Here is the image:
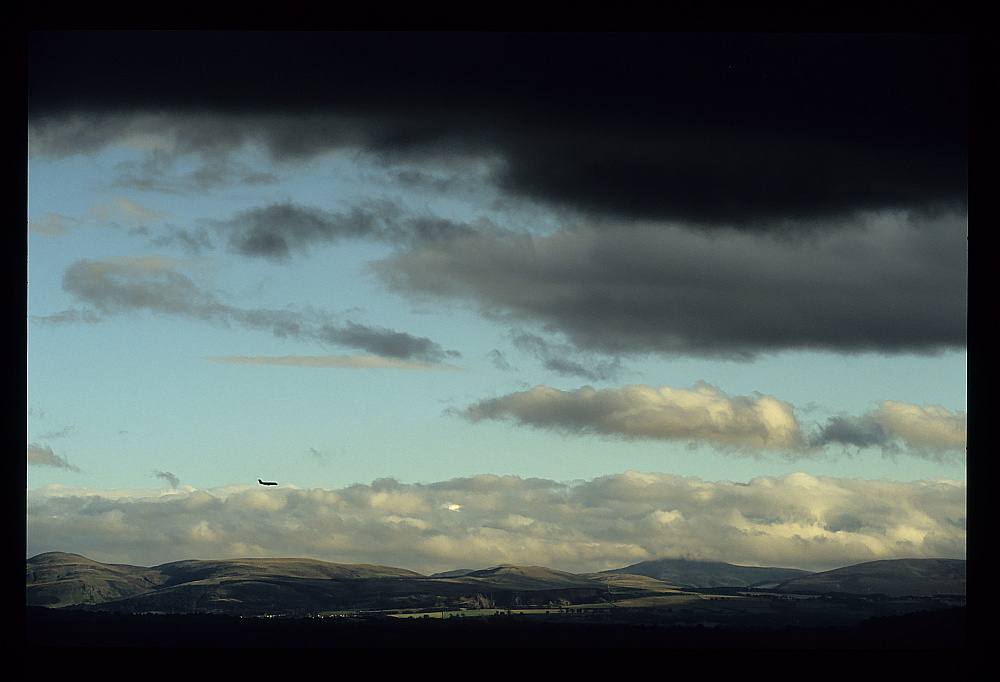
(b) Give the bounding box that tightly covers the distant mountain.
[772,558,966,597]
[598,558,813,588]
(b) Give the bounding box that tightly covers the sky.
[26,31,968,575]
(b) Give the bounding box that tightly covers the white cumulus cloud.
[26,473,965,575]
[459,382,805,454]
[871,401,967,455]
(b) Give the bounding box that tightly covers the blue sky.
[26,32,967,574]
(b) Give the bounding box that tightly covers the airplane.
[258,479,278,486]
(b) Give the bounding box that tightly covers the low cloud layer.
[458,383,966,462]
[26,473,966,574]
[34,256,459,364]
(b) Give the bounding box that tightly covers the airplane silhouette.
[258,479,277,486]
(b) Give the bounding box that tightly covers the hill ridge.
[773,557,966,597]
[599,557,814,588]
[26,552,966,616]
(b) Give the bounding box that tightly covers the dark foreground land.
[26,604,965,649]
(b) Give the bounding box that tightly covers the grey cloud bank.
[26,472,966,575]
[49,198,968,365]
[28,32,967,362]
[375,213,967,359]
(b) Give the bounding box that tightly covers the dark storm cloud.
[375,211,967,358]
[28,31,967,226]
[39,257,459,363]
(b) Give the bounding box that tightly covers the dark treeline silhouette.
[26,605,965,649]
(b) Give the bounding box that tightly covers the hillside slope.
[26,553,613,615]
[26,552,166,608]
[27,553,967,616]
[152,557,421,586]
[26,552,424,613]
[599,558,813,588]
[772,558,966,596]
[457,565,599,590]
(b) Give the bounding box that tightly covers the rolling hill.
[26,552,167,608]
[597,557,813,588]
[455,565,600,590]
[25,553,615,616]
[26,552,966,617]
[152,556,421,584]
[772,558,966,597]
